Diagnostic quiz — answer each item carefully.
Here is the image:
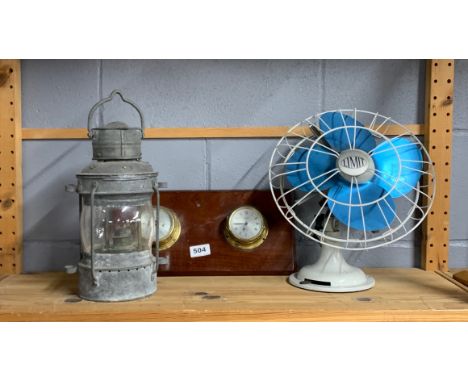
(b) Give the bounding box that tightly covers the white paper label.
[189,243,211,258]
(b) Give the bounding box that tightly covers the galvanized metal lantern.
[68,90,161,302]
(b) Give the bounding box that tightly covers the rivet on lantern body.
[69,90,161,302]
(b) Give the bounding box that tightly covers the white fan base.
[289,244,375,293]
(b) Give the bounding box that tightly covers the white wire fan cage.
[269,109,436,251]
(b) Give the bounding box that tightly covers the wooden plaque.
[152,190,295,276]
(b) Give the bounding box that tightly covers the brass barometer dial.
[158,206,181,250]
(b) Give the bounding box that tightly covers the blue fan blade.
[327,181,396,231]
[286,149,310,192]
[286,146,337,192]
[319,111,376,152]
[372,137,423,198]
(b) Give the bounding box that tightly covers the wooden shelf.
[0,268,467,321]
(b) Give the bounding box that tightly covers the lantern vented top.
[88,90,145,161]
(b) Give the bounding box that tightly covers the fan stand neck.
[289,244,375,293]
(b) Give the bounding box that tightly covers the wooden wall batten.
[21,124,423,140]
[0,60,23,274]
[421,59,454,271]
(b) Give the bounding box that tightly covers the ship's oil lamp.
[67,90,161,302]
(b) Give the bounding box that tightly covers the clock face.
[228,206,265,242]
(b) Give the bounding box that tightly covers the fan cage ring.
[268,109,436,250]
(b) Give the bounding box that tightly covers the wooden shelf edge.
[1,310,467,322]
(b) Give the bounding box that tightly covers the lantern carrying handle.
[90,182,99,286]
[152,181,160,279]
[87,89,145,137]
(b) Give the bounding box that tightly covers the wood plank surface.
[0,59,23,274]
[0,269,466,321]
[21,124,424,140]
[422,60,454,271]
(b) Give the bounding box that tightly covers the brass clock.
[157,206,181,250]
[224,206,268,250]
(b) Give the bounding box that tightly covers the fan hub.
[336,149,374,183]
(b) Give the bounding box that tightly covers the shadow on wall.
[295,237,421,269]
[22,141,91,272]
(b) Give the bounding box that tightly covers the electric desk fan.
[269,109,435,292]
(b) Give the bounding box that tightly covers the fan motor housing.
[336,149,374,183]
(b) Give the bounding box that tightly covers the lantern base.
[78,251,157,302]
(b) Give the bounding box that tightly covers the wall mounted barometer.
[158,206,181,250]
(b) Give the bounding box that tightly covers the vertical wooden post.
[422,59,454,271]
[0,59,22,274]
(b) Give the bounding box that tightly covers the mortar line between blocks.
[205,139,212,190]
[98,59,104,127]
[320,60,326,111]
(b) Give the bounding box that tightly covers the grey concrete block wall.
[20,59,468,272]
[323,60,426,123]
[99,60,323,126]
[22,60,100,128]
